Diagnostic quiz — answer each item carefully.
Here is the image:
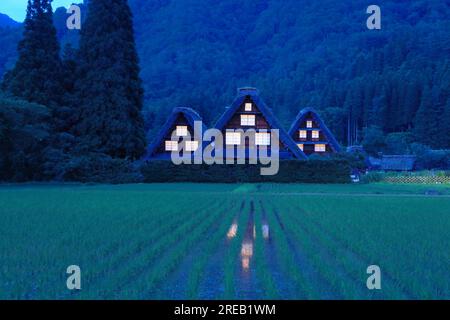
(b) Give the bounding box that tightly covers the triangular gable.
[288,108,341,153]
[215,88,307,159]
[145,107,207,159]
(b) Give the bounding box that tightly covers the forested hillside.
[128,0,450,149]
[0,25,21,77]
[0,13,19,27]
[1,0,449,148]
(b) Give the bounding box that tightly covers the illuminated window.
[244,103,252,111]
[241,115,255,126]
[306,120,313,128]
[165,141,178,151]
[226,132,241,145]
[185,140,199,151]
[297,144,304,151]
[176,125,188,136]
[312,130,320,139]
[299,130,307,139]
[255,132,271,146]
[315,144,326,152]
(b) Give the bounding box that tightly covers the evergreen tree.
[413,85,441,147]
[441,99,450,148]
[403,80,422,129]
[371,92,388,130]
[344,81,364,145]
[53,44,78,134]
[73,0,146,159]
[1,0,62,107]
[362,126,386,156]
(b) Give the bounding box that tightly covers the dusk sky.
[0,0,76,22]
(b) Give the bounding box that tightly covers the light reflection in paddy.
[227,221,238,239]
[262,223,269,240]
[241,240,253,270]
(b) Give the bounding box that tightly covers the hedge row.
[140,159,351,183]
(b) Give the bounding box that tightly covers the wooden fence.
[383,175,450,184]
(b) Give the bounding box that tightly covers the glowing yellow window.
[315,144,326,152]
[306,120,313,128]
[241,115,255,126]
[165,141,178,151]
[312,130,320,139]
[255,132,271,146]
[244,103,252,111]
[226,132,241,145]
[185,140,199,151]
[297,144,304,151]
[299,130,307,139]
[176,125,188,136]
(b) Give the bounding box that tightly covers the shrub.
[362,126,386,156]
[330,151,367,171]
[360,171,384,183]
[385,132,414,154]
[411,143,450,170]
[45,152,142,184]
[140,159,351,183]
[0,94,51,181]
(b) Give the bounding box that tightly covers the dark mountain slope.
[0,13,19,27]
[1,0,449,146]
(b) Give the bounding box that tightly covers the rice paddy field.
[0,183,449,300]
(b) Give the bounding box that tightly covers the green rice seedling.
[184,200,239,299]
[126,204,228,298]
[294,196,449,299]
[262,200,319,299]
[97,202,224,298]
[287,202,403,299]
[252,200,278,299]
[270,199,365,299]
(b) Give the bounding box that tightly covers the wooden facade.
[214,88,307,160]
[288,108,341,156]
[145,107,206,160]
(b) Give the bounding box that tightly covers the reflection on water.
[227,221,238,239]
[239,214,271,270]
[241,209,255,272]
[262,224,270,240]
[226,202,271,272]
[241,241,253,270]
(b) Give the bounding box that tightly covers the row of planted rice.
[1,185,448,299]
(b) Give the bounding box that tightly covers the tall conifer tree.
[1,0,62,107]
[73,0,146,159]
[413,85,441,147]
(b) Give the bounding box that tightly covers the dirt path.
[135,190,450,198]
